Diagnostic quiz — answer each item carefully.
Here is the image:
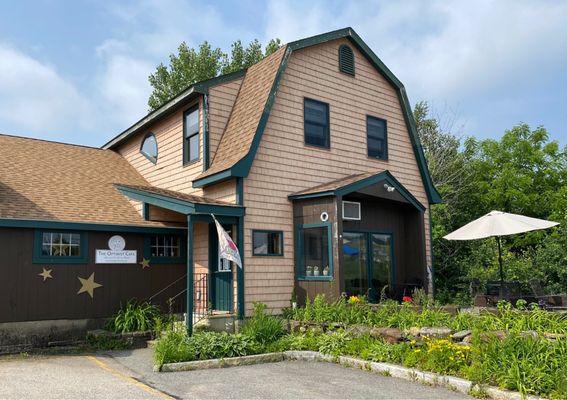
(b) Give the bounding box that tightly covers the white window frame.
[342,201,361,221]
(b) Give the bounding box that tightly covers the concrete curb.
[158,350,547,400]
[160,352,284,372]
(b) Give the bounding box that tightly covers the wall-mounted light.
[384,184,396,192]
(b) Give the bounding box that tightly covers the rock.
[406,327,420,337]
[543,332,566,341]
[346,324,373,337]
[462,334,473,344]
[289,320,301,333]
[519,330,538,339]
[451,330,472,341]
[419,327,452,339]
[370,327,403,343]
[480,330,507,341]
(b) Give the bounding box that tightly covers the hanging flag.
[211,214,242,269]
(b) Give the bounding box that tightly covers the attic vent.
[342,201,361,220]
[338,45,355,76]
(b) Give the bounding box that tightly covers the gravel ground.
[0,348,472,399]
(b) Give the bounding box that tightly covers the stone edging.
[158,351,546,400]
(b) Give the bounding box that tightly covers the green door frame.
[208,221,234,312]
[343,230,395,301]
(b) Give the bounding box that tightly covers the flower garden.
[153,296,567,399]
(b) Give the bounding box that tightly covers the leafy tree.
[415,102,566,302]
[148,38,281,110]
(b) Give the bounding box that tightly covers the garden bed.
[153,298,566,399]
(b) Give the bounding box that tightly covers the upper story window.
[304,98,330,149]
[367,115,388,160]
[140,133,158,164]
[338,44,355,76]
[183,106,200,164]
[33,230,88,264]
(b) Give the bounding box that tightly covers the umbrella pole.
[496,236,504,297]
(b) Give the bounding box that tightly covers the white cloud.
[0,43,92,141]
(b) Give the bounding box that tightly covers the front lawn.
[154,296,567,399]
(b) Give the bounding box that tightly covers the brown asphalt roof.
[196,46,287,179]
[115,184,239,206]
[289,171,379,197]
[0,134,181,228]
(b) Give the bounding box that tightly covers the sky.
[0,0,566,147]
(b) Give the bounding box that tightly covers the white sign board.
[95,235,137,264]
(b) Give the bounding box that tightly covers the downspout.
[202,93,210,171]
[236,178,245,319]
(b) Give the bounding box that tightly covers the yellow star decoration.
[77,273,102,298]
[139,258,151,269]
[38,268,53,282]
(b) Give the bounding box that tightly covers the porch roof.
[288,170,425,212]
[115,184,245,217]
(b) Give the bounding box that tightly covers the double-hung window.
[304,98,330,148]
[183,106,200,164]
[367,116,387,160]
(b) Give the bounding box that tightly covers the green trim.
[114,184,245,217]
[295,222,334,281]
[237,216,245,319]
[103,69,247,150]
[203,93,210,170]
[236,178,244,206]
[142,203,150,220]
[186,215,194,335]
[143,233,187,264]
[288,170,425,212]
[251,230,284,257]
[139,132,158,164]
[33,229,88,264]
[182,104,200,166]
[0,218,185,234]
[191,28,441,204]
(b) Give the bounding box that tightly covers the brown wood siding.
[0,228,186,323]
[244,38,431,313]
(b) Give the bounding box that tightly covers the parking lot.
[0,348,471,399]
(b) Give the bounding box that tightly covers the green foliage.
[148,38,281,110]
[107,300,162,333]
[154,330,260,367]
[415,101,567,301]
[241,302,284,345]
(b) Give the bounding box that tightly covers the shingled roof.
[0,134,179,228]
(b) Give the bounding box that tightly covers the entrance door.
[342,232,393,302]
[210,224,233,312]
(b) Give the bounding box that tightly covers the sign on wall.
[95,235,137,264]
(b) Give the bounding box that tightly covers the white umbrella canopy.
[443,210,559,287]
[444,211,559,240]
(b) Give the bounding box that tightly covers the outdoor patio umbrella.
[443,211,559,285]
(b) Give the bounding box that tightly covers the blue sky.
[0,0,565,147]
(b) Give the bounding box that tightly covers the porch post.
[237,216,245,319]
[186,214,194,335]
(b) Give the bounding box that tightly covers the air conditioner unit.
[342,201,361,220]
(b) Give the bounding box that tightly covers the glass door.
[342,232,393,302]
[342,232,368,297]
[369,234,393,302]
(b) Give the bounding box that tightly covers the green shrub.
[241,303,284,345]
[107,300,162,333]
[154,330,260,367]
